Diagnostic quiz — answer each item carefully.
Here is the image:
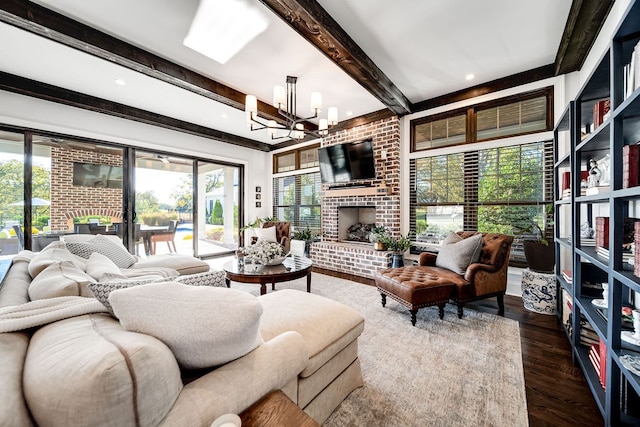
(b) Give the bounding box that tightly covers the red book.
[561,171,571,192]
[599,340,606,387]
[595,217,609,251]
[624,144,640,188]
[593,99,611,129]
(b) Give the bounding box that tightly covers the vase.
[391,253,404,268]
[264,256,286,266]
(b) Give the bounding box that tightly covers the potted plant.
[513,215,555,274]
[382,232,413,268]
[291,226,320,256]
[369,225,389,251]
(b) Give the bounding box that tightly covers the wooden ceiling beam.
[259,0,412,115]
[554,0,615,75]
[0,71,271,151]
[0,0,302,128]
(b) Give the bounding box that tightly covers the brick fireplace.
[310,115,401,279]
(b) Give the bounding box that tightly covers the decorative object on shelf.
[580,221,594,239]
[381,232,413,268]
[245,75,338,140]
[369,225,389,251]
[243,240,286,265]
[620,354,640,377]
[622,309,640,347]
[591,298,607,309]
[521,268,557,315]
[587,158,601,188]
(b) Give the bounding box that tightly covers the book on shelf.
[562,289,572,331]
[588,344,601,384]
[623,143,640,188]
[596,217,609,251]
[621,374,640,417]
[593,99,611,130]
[561,269,572,284]
[596,247,634,262]
[580,316,600,346]
[599,338,607,390]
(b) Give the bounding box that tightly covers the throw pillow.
[88,279,166,314]
[85,252,127,282]
[28,241,86,279]
[254,226,277,243]
[435,232,484,275]
[65,234,137,268]
[29,261,96,300]
[109,282,264,368]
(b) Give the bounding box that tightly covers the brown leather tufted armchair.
[375,232,513,324]
[251,221,291,251]
[418,232,513,317]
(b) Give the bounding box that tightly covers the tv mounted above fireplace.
[318,138,376,184]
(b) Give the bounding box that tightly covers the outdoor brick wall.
[311,115,401,277]
[49,146,123,231]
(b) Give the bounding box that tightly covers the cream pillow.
[28,241,86,279]
[29,261,96,300]
[109,282,264,368]
[85,252,127,282]
[254,226,277,243]
[435,232,483,275]
[65,234,137,268]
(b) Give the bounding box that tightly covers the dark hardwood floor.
[315,267,603,426]
[465,296,603,427]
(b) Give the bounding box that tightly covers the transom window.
[411,87,553,152]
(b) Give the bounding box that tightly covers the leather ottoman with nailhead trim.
[374,266,464,326]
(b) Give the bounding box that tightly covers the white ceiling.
[2,0,573,145]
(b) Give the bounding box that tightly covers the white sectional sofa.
[0,237,364,426]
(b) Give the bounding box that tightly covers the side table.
[521,268,557,315]
[239,390,319,427]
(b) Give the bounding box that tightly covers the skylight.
[183,0,269,64]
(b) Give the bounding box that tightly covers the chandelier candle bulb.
[328,106,338,125]
[273,85,286,109]
[245,95,257,114]
[319,119,328,136]
[295,123,304,140]
[310,91,322,113]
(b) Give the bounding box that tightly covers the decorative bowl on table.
[243,240,286,266]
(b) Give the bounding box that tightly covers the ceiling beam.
[0,71,271,152]
[259,0,412,116]
[554,0,615,75]
[0,0,312,128]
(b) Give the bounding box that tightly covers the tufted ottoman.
[374,266,460,326]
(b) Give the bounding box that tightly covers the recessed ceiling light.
[184,0,269,64]
[346,111,353,117]
[114,78,126,85]
[465,74,475,81]
[221,113,228,119]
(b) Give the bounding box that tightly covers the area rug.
[230,273,528,427]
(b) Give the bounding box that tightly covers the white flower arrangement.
[243,240,286,264]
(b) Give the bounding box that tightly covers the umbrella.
[9,197,51,206]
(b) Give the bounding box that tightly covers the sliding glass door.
[0,131,25,257]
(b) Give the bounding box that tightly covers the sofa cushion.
[27,241,86,279]
[66,234,137,268]
[258,289,365,378]
[85,251,127,282]
[110,282,264,369]
[0,332,32,427]
[29,261,96,300]
[435,232,483,275]
[23,313,182,427]
[133,254,209,275]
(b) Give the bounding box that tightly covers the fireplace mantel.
[322,185,391,198]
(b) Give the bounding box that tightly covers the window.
[273,172,321,233]
[274,144,319,173]
[411,87,553,152]
[273,145,321,234]
[410,140,553,263]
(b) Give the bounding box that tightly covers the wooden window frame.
[273,143,320,173]
[411,87,554,152]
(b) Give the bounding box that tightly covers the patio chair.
[151,220,178,254]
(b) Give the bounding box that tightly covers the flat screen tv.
[72,162,123,189]
[318,138,376,184]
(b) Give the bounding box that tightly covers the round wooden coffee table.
[223,255,313,295]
